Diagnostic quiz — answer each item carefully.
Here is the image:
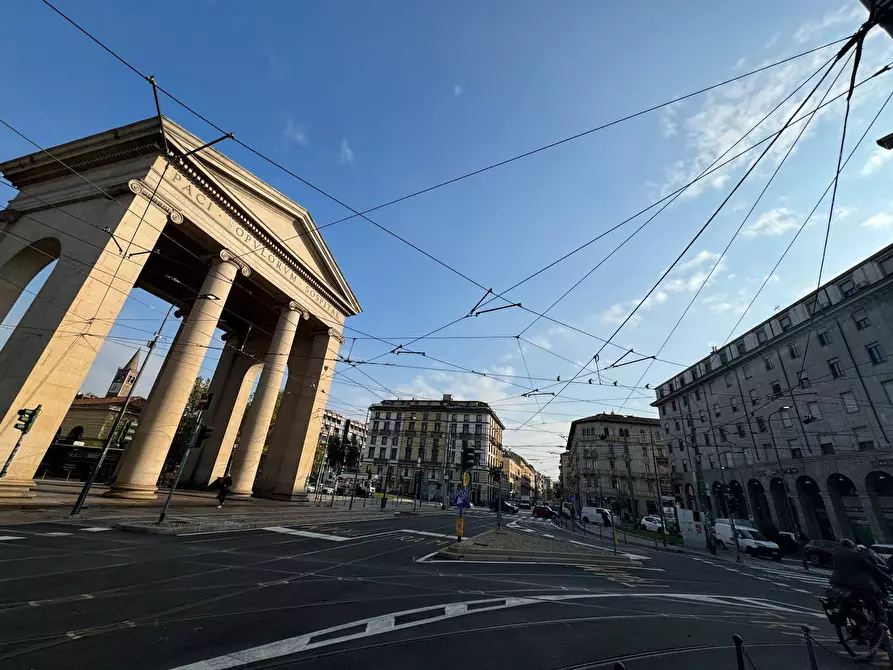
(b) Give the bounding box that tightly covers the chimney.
[442,393,453,402]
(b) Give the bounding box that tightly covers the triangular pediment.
[162,118,361,317]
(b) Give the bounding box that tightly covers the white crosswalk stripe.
[0,536,25,541]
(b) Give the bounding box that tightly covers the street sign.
[569,494,575,502]
[456,517,465,538]
[462,471,470,486]
[451,489,470,508]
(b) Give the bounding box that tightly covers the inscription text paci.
[171,172,338,318]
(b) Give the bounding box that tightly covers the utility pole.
[1,405,42,478]
[71,305,173,516]
[648,429,668,548]
[159,408,212,524]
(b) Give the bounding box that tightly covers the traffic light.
[13,405,41,434]
[490,466,502,483]
[120,420,138,445]
[462,444,475,471]
[193,424,214,448]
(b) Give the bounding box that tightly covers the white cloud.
[283,118,308,147]
[528,335,553,350]
[453,84,464,97]
[675,249,720,273]
[793,5,865,44]
[861,148,893,176]
[703,293,747,314]
[339,138,354,164]
[743,207,799,237]
[600,301,641,327]
[660,249,725,294]
[861,212,893,229]
[659,107,678,138]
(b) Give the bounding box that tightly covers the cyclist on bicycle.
[830,539,893,621]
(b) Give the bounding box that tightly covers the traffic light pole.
[158,411,206,524]
[71,306,173,517]
[0,432,27,479]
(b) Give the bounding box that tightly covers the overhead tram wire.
[38,1,866,368]
[719,89,893,351]
[514,46,845,340]
[615,47,857,412]
[515,35,861,431]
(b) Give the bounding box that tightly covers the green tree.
[344,434,361,472]
[326,434,344,469]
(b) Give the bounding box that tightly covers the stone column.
[229,302,304,497]
[859,494,890,543]
[823,493,850,540]
[106,253,247,499]
[254,324,342,500]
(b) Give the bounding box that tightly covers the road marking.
[81,527,112,532]
[399,529,454,539]
[42,532,73,537]
[0,536,25,541]
[170,591,824,669]
[262,527,350,542]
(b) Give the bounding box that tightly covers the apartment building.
[313,409,369,476]
[652,242,893,545]
[362,394,504,504]
[563,413,666,520]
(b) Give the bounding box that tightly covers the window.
[378,448,386,459]
[431,447,439,462]
[372,420,380,431]
[841,391,859,413]
[791,447,803,459]
[408,421,415,431]
[475,424,483,434]
[828,358,843,378]
[771,381,782,396]
[674,420,681,431]
[367,446,375,458]
[779,314,792,331]
[391,436,398,446]
[683,462,688,473]
[731,397,739,412]
[818,330,833,346]
[370,435,377,445]
[660,405,666,416]
[820,439,835,455]
[682,394,689,407]
[781,410,793,428]
[678,439,685,451]
[737,423,745,437]
[687,415,694,428]
[375,411,381,420]
[764,356,775,371]
[714,403,721,417]
[786,438,797,458]
[806,401,822,420]
[798,371,810,389]
[435,413,441,421]
[462,423,469,434]
[476,414,482,422]
[757,329,768,344]
[736,341,746,356]
[749,389,760,406]
[396,412,403,420]
[867,342,886,365]
[704,431,711,446]
[720,351,729,365]
[464,414,469,422]
[420,437,427,447]
[840,278,856,297]
[609,460,616,471]
[406,437,413,447]
[421,422,428,433]
[756,417,767,433]
[423,413,429,421]
[694,388,701,400]
[394,421,402,431]
[762,443,772,461]
[853,310,871,330]
[743,364,752,379]
[385,412,391,420]
[725,374,733,387]
[671,400,677,411]
[664,423,670,434]
[390,447,398,460]
[708,453,716,469]
[699,410,705,423]
[719,427,728,441]
[435,422,442,432]
[788,342,800,359]
[884,380,893,404]
[744,450,754,465]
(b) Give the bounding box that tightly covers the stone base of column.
[0,478,37,498]
[261,492,311,504]
[227,490,255,500]
[103,483,158,500]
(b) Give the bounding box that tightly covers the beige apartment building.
[362,394,504,504]
[563,413,667,520]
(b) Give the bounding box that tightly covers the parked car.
[636,515,664,532]
[804,540,837,567]
[533,505,557,519]
[306,484,316,494]
[322,486,335,495]
[714,521,781,560]
[491,499,518,514]
[581,507,614,526]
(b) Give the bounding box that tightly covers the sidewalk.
[0,479,447,530]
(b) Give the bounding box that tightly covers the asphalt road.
[0,511,881,669]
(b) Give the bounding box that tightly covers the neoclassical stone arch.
[0,235,61,324]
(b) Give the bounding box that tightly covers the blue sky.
[3,1,893,478]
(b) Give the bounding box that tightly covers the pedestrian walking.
[217,474,233,508]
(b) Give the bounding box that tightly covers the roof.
[123,350,140,372]
[71,396,146,412]
[570,413,659,427]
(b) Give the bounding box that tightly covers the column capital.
[284,300,310,320]
[216,249,252,276]
[127,178,184,224]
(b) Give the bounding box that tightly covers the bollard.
[802,626,818,670]
[733,634,744,670]
[882,624,893,668]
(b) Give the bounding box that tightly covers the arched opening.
[684,483,697,511]
[770,477,796,531]
[728,480,749,520]
[0,237,61,347]
[865,471,893,542]
[828,473,872,544]
[748,479,773,527]
[711,480,727,518]
[796,476,834,541]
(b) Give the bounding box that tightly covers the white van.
[714,520,781,560]
[581,507,614,526]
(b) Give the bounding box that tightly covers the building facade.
[362,394,504,505]
[563,413,666,521]
[653,242,893,545]
[311,409,369,480]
